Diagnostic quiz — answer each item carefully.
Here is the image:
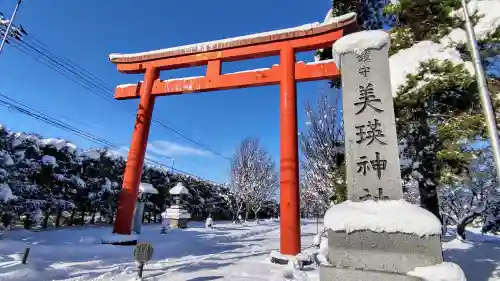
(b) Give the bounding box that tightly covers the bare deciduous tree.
[299,92,345,205]
[230,138,278,222]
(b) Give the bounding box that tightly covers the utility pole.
[0,0,22,55]
[460,0,500,183]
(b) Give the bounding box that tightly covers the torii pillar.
[109,14,357,255]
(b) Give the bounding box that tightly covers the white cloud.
[147,140,212,157]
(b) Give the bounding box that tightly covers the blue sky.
[0,0,336,184]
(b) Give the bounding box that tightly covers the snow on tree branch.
[229,138,278,221]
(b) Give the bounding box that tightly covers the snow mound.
[0,183,16,202]
[0,261,59,281]
[324,200,442,236]
[139,183,158,194]
[449,0,500,43]
[65,143,77,154]
[389,41,474,97]
[106,149,128,160]
[440,28,468,46]
[11,138,22,148]
[71,175,85,188]
[41,155,57,167]
[40,138,75,152]
[269,250,311,262]
[407,262,466,281]
[82,149,101,160]
[1,151,14,166]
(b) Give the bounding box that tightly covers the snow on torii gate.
[109,13,357,255]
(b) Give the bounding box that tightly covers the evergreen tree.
[385,0,500,219]
[317,0,391,66]
[0,127,19,228]
[0,123,235,228]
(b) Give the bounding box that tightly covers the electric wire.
[0,91,221,185]
[1,27,231,161]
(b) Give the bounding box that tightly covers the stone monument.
[164,182,191,229]
[319,30,466,280]
[132,183,158,234]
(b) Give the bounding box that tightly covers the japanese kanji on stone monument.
[340,41,402,202]
[319,30,467,281]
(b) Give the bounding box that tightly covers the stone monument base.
[321,200,449,280]
[170,218,189,229]
[320,265,423,281]
[326,229,443,274]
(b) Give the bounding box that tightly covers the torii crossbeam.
[110,13,357,255]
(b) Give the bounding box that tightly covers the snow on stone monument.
[319,30,466,281]
[164,182,191,229]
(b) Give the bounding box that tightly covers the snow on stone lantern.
[164,182,191,229]
[132,183,158,234]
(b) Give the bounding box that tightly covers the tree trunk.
[457,212,482,240]
[69,209,76,226]
[316,214,320,234]
[418,179,441,220]
[42,212,50,229]
[23,214,32,229]
[245,202,250,221]
[108,211,114,224]
[80,205,86,225]
[411,110,442,221]
[254,207,261,223]
[442,216,448,236]
[55,207,62,227]
[91,211,96,224]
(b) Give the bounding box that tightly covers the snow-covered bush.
[0,124,236,228]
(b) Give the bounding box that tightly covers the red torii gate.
[110,14,357,255]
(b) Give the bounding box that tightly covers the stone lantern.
[164,182,191,229]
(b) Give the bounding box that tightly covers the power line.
[0,22,231,161]
[0,91,221,185]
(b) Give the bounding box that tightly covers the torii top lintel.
[110,13,358,100]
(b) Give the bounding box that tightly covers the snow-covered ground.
[0,220,499,280]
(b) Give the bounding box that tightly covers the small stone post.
[132,183,158,234]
